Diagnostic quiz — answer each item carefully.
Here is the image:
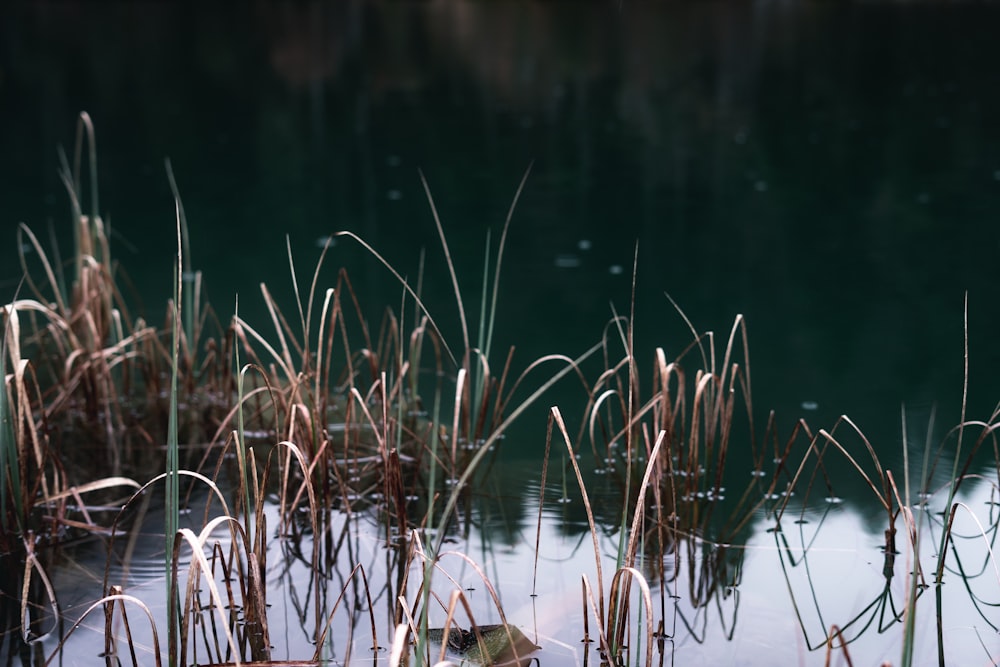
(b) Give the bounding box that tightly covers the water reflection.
[2,454,990,666]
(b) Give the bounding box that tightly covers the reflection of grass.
[534,281,805,665]
[4,116,1000,666]
[771,318,1000,667]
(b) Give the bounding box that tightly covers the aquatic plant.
[5,115,1000,667]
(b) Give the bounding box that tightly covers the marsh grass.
[519,247,786,664]
[5,116,1000,666]
[9,120,231,482]
[42,157,591,664]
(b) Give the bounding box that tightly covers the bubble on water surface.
[554,254,581,269]
[608,264,624,275]
[578,239,592,250]
[801,400,819,411]
[387,189,402,201]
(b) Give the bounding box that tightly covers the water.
[2,2,1000,664]
[30,471,1000,666]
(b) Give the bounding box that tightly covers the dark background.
[2,1,999,474]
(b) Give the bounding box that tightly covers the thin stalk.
[0,304,23,536]
[933,294,969,666]
[472,232,492,425]
[937,293,970,575]
[165,160,194,349]
[165,194,183,667]
[79,111,99,224]
[234,300,254,548]
[418,170,469,353]
[484,163,531,362]
[417,355,446,666]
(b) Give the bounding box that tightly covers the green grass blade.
[165,159,194,349]
[165,180,183,667]
[472,231,492,418]
[0,306,22,536]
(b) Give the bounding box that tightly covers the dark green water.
[3,3,1000,664]
[4,1,1000,452]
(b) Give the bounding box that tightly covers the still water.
[2,2,1000,665]
[30,469,1000,666]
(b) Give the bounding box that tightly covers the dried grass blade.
[172,519,247,667]
[484,163,532,361]
[388,623,410,667]
[608,566,655,667]
[20,537,59,643]
[818,428,889,511]
[624,430,666,568]
[16,224,68,314]
[552,406,605,622]
[335,231,457,366]
[42,477,141,503]
[259,283,298,373]
[45,594,162,667]
[580,574,610,657]
[418,170,469,352]
[234,316,294,381]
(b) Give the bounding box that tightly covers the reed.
[8,115,1000,666]
[1,302,26,548]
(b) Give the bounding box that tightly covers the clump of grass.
[11,115,1000,667]
[11,114,232,485]
[1,283,146,660]
[1,115,587,662]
